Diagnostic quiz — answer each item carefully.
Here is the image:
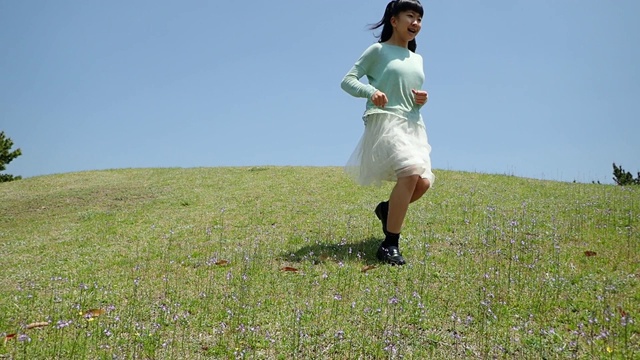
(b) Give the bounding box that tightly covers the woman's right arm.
[340,44,380,100]
[341,65,378,99]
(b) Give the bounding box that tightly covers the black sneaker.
[374,201,389,236]
[376,246,406,266]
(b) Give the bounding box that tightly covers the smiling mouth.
[408,28,418,34]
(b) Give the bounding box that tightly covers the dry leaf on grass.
[81,308,105,319]
[618,306,628,318]
[584,251,597,257]
[280,266,299,272]
[25,322,49,330]
[361,265,377,273]
[3,333,16,345]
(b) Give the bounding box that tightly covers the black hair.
[369,0,424,52]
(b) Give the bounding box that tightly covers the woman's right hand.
[371,91,388,108]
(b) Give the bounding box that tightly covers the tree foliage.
[612,162,640,186]
[0,131,22,182]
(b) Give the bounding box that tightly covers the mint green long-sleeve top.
[341,42,425,122]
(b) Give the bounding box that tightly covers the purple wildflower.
[55,320,72,329]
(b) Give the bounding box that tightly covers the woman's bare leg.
[387,175,420,234]
[410,177,431,203]
[377,175,428,265]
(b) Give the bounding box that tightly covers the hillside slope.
[0,167,638,359]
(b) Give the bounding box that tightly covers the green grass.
[0,167,638,359]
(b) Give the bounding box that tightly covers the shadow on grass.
[283,236,383,264]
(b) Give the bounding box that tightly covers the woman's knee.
[419,177,431,192]
[410,178,430,203]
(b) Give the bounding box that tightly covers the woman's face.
[391,10,422,42]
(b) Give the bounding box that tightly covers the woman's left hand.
[412,89,429,105]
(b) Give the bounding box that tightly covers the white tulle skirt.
[345,112,435,186]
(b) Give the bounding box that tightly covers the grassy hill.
[0,167,638,359]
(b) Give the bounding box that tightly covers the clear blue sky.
[1,0,639,183]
